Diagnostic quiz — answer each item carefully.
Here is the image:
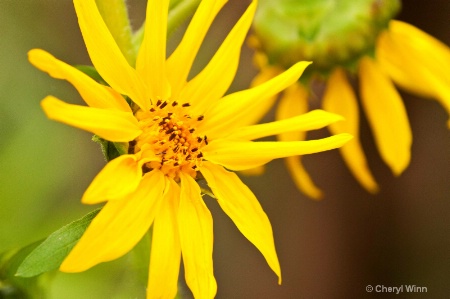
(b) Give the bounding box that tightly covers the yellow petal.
[239,165,266,176]
[201,61,311,139]
[136,0,171,100]
[228,109,343,140]
[232,65,281,127]
[178,173,217,299]
[377,33,433,98]
[28,49,131,112]
[323,68,379,192]
[359,57,412,175]
[181,0,257,115]
[377,23,450,126]
[275,83,324,199]
[200,162,281,284]
[283,156,323,199]
[389,21,450,75]
[41,96,142,142]
[147,178,181,299]
[202,134,353,171]
[73,0,149,110]
[166,0,228,97]
[60,170,166,272]
[389,21,450,108]
[276,83,308,141]
[82,155,142,204]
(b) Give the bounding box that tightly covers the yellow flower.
[326,20,450,192]
[251,3,450,199]
[29,0,351,297]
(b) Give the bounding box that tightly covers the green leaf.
[92,135,128,162]
[113,142,128,156]
[16,209,100,278]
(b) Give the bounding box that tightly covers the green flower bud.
[252,0,401,75]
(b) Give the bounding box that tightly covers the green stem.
[95,0,136,66]
[169,0,184,10]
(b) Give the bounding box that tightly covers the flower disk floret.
[133,99,207,180]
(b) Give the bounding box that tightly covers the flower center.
[131,99,207,180]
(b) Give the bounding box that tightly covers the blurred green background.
[1,0,449,298]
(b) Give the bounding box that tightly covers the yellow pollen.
[132,100,206,180]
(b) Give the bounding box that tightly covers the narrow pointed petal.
[203,134,353,171]
[181,1,257,115]
[73,0,149,110]
[276,84,323,199]
[82,155,142,204]
[41,96,141,142]
[178,173,217,299]
[323,68,379,192]
[147,178,181,299]
[284,156,323,199]
[136,0,171,100]
[239,165,265,176]
[60,170,166,272]
[28,49,131,112]
[228,110,343,140]
[241,66,282,126]
[201,61,311,139]
[201,162,281,283]
[359,57,412,175]
[166,0,228,96]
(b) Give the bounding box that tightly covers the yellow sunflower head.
[29,0,352,297]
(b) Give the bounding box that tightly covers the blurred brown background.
[0,0,448,298]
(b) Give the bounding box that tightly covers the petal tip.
[59,258,83,273]
[27,48,40,58]
[391,160,410,177]
[339,133,354,144]
[367,183,380,194]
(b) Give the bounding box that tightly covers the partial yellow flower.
[29,0,351,298]
[251,1,449,198]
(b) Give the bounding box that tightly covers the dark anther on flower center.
[132,100,208,180]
